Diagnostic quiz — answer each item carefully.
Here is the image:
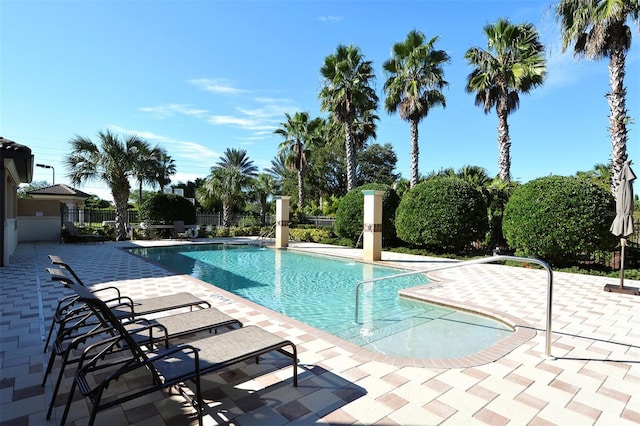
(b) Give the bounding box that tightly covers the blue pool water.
[131,244,513,359]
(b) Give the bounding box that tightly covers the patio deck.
[1,239,639,425]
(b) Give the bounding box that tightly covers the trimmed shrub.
[502,175,617,266]
[395,177,488,252]
[139,193,197,225]
[289,228,332,243]
[334,183,400,246]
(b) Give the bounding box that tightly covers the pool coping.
[124,242,537,369]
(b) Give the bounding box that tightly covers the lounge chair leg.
[58,377,77,425]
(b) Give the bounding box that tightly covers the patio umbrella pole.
[620,238,626,289]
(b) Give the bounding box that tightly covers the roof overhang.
[1,137,34,184]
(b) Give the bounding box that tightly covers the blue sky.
[2,0,638,201]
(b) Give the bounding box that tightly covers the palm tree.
[319,44,379,192]
[383,30,450,188]
[464,19,547,182]
[155,150,176,193]
[65,130,148,240]
[199,148,258,228]
[274,112,322,209]
[133,143,162,207]
[251,173,279,226]
[556,0,639,194]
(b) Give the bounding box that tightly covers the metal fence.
[61,207,336,228]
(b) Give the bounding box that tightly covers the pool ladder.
[255,223,277,247]
[354,255,555,359]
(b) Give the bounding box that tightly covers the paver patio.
[1,239,638,425]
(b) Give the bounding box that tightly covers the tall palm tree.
[383,30,450,188]
[251,173,279,226]
[319,44,379,192]
[556,0,639,194]
[133,143,161,206]
[464,19,547,182]
[65,130,148,240]
[274,112,322,209]
[199,148,258,228]
[155,150,176,193]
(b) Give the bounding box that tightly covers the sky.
[2,0,639,201]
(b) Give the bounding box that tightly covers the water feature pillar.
[362,190,384,261]
[275,196,290,248]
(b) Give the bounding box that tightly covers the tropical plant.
[251,172,279,225]
[395,176,488,252]
[356,143,400,186]
[139,192,196,225]
[319,44,379,192]
[65,130,149,240]
[556,0,639,194]
[503,175,617,266]
[133,143,162,207]
[274,112,322,209]
[155,150,176,193]
[464,19,547,182]
[576,163,612,190]
[383,30,450,188]
[197,148,257,228]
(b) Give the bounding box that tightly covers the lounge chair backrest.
[64,221,80,236]
[48,254,87,286]
[70,283,150,361]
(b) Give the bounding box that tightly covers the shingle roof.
[28,184,92,198]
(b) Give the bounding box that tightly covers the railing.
[255,223,277,246]
[354,255,555,359]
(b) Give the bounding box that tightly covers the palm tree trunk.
[344,123,356,192]
[410,119,420,188]
[497,98,511,182]
[608,42,629,196]
[112,185,130,241]
[222,201,231,228]
[297,168,305,210]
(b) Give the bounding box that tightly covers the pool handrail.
[354,255,555,359]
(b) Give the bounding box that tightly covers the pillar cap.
[274,195,291,200]
[361,190,385,196]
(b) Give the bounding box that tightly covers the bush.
[289,228,332,243]
[139,193,197,225]
[334,183,400,246]
[502,175,617,266]
[395,177,488,252]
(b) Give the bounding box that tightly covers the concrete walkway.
[1,240,639,425]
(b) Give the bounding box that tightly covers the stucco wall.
[17,199,61,242]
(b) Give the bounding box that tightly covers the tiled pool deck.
[1,239,639,425]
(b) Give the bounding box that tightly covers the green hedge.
[139,193,197,225]
[502,175,617,266]
[334,183,400,246]
[395,177,488,252]
[289,228,332,243]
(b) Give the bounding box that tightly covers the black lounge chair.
[62,221,105,244]
[44,254,211,350]
[44,267,243,420]
[58,283,297,426]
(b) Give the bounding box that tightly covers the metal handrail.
[255,223,277,246]
[354,255,555,359]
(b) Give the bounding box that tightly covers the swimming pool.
[131,244,513,359]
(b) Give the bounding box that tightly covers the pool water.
[131,244,513,359]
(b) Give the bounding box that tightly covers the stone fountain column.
[362,190,384,261]
[275,196,290,248]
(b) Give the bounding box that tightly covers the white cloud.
[318,15,342,23]
[139,104,208,119]
[175,141,220,163]
[189,78,246,95]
